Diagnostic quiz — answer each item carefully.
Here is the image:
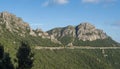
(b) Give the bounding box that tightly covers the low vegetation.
[0,41,120,69]
[73,37,119,47]
[33,49,120,69]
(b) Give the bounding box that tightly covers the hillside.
[0,11,119,47]
[33,49,120,69]
[0,12,61,47]
[47,23,119,46]
[0,11,120,69]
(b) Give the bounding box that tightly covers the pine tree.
[0,44,4,69]
[0,43,14,69]
[3,53,14,69]
[17,41,34,69]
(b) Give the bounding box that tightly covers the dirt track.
[35,46,120,50]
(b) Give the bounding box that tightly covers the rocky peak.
[48,22,108,41]
[0,11,14,18]
[76,23,108,41]
[47,28,63,38]
[77,23,95,30]
[61,25,76,37]
[0,12,43,37]
[0,11,61,44]
[0,12,30,33]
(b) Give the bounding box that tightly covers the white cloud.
[55,0,69,4]
[42,0,69,7]
[81,0,116,4]
[82,0,100,3]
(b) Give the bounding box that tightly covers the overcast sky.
[0,0,120,42]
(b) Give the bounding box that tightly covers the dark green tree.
[17,41,34,69]
[0,44,14,69]
[3,53,14,69]
[0,44,4,59]
[0,44,4,69]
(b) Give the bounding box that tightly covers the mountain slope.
[0,11,119,47]
[47,23,119,46]
[0,11,120,69]
[33,49,120,69]
[0,12,61,47]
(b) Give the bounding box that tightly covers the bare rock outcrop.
[76,23,108,41]
[0,12,60,44]
[47,22,108,42]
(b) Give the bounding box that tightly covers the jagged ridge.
[47,23,119,46]
[0,12,61,47]
[0,11,119,47]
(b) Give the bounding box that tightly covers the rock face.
[0,11,60,44]
[0,12,49,37]
[62,25,76,37]
[47,23,114,46]
[0,12,30,36]
[76,23,107,41]
[48,25,76,38]
[0,12,29,29]
[48,23,108,41]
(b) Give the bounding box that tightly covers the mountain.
[0,11,120,69]
[0,11,60,47]
[47,23,119,46]
[0,11,119,47]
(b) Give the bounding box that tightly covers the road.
[35,46,120,50]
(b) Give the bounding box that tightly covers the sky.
[0,0,120,42]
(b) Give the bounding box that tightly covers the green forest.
[33,49,120,69]
[0,42,120,69]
